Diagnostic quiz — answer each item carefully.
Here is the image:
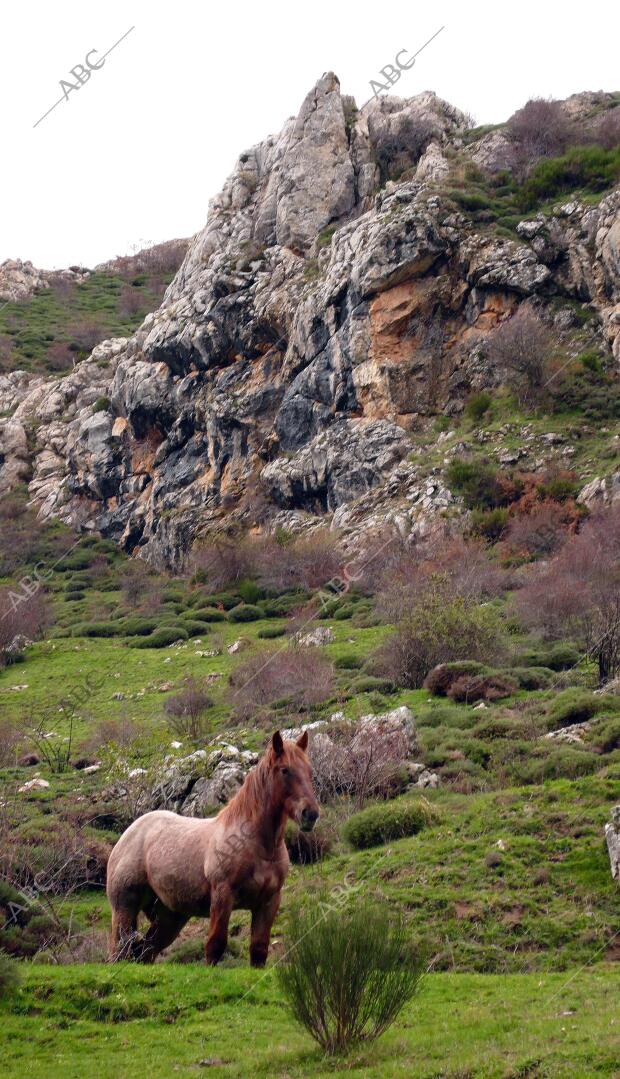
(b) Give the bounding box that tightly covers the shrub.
[469,508,509,543]
[587,716,620,754]
[278,900,424,1054]
[447,672,518,704]
[424,661,489,697]
[131,627,188,648]
[509,666,554,690]
[446,459,503,510]
[536,474,579,503]
[518,144,620,209]
[285,823,332,865]
[334,652,364,670]
[343,797,437,849]
[333,604,355,620]
[465,391,492,422]
[486,306,554,404]
[237,578,264,604]
[92,396,111,413]
[181,620,212,636]
[505,502,569,558]
[230,646,335,720]
[350,675,395,694]
[308,721,410,808]
[507,97,572,167]
[372,580,504,689]
[546,690,619,730]
[0,586,51,667]
[192,607,226,622]
[0,952,20,999]
[228,603,262,622]
[120,616,159,636]
[164,677,213,740]
[515,643,581,671]
[257,625,286,639]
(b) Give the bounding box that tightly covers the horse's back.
[107,810,216,914]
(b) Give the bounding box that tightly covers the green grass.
[0,270,177,374]
[1,963,619,1077]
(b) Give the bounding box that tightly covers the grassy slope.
[2,964,619,1078]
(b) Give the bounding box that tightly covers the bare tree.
[486,307,554,404]
[514,505,620,682]
[164,677,213,741]
[310,722,410,810]
[507,97,573,172]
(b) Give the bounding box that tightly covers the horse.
[106,729,319,966]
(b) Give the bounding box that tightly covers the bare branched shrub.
[120,561,159,607]
[0,720,24,766]
[594,109,620,151]
[507,97,572,171]
[372,576,504,689]
[504,501,569,558]
[514,505,620,682]
[376,535,506,623]
[80,716,141,755]
[230,646,335,721]
[310,722,409,809]
[164,677,213,740]
[0,587,50,667]
[190,535,255,591]
[254,529,344,592]
[486,307,554,404]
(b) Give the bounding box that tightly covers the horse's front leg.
[250,891,281,968]
[205,885,233,965]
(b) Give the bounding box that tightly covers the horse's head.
[270,730,320,832]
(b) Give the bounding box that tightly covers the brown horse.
[106,730,319,966]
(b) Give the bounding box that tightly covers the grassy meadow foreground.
[2,964,620,1078]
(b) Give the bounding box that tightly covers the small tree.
[164,677,213,740]
[487,307,554,404]
[310,721,410,809]
[278,899,424,1055]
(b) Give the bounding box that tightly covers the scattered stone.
[158,682,174,692]
[112,692,125,701]
[294,626,335,647]
[18,777,50,793]
[82,764,101,775]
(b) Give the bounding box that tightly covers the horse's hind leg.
[109,904,141,962]
[138,905,187,963]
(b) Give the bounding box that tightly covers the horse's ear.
[271,730,284,757]
[296,730,309,752]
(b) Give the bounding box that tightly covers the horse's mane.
[218,748,276,825]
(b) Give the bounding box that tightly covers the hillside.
[1,76,620,1078]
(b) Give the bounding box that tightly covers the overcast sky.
[2,0,619,269]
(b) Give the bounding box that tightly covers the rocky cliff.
[1,75,620,567]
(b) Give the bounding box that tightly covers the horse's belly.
[144,826,211,915]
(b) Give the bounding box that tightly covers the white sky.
[2,0,618,269]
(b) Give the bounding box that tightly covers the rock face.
[1,79,620,567]
[0,259,89,302]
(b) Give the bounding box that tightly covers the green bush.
[516,643,581,671]
[192,607,226,622]
[551,368,620,421]
[350,675,395,694]
[278,899,424,1055]
[71,621,119,638]
[131,627,188,648]
[509,666,554,690]
[536,476,579,502]
[465,391,492,422]
[228,603,263,622]
[587,716,620,753]
[469,507,509,543]
[446,459,504,510]
[333,604,356,620]
[424,661,489,696]
[120,617,159,636]
[546,690,620,730]
[334,652,364,670]
[518,144,620,210]
[343,798,437,850]
[237,578,264,604]
[257,625,286,639]
[181,620,212,636]
[92,396,111,413]
[0,952,20,998]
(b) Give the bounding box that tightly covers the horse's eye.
[281,766,292,777]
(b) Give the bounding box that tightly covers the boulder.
[605,806,620,881]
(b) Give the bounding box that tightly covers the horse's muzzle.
[300,807,319,832]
